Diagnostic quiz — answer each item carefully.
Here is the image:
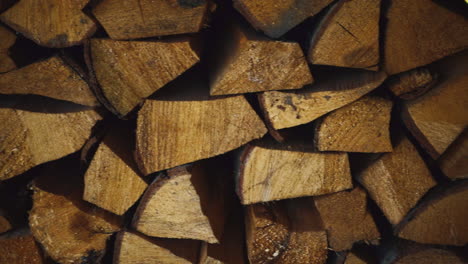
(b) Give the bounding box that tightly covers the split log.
[135,96,266,175]
[314,187,380,251]
[397,182,468,246]
[384,0,468,75]
[88,38,199,116]
[29,162,122,264]
[386,68,437,100]
[395,248,464,264]
[315,95,393,153]
[402,52,468,159]
[233,0,334,38]
[200,206,246,264]
[358,137,436,225]
[344,253,367,264]
[92,0,209,40]
[210,22,312,95]
[259,70,387,129]
[0,25,16,73]
[308,0,380,70]
[245,198,328,264]
[0,0,96,48]
[238,144,352,204]
[114,231,201,264]
[0,106,101,181]
[438,129,468,180]
[0,231,45,264]
[83,126,148,215]
[133,164,226,243]
[0,56,98,106]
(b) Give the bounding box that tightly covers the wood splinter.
[314,187,381,251]
[0,0,96,48]
[0,55,99,106]
[133,164,227,243]
[315,95,393,153]
[309,0,381,70]
[238,144,352,204]
[358,137,436,225]
[210,22,312,95]
[259,70,387,130]
[88,38,200,116]
[0,25,16,73]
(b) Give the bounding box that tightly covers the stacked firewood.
[0,0,467,263]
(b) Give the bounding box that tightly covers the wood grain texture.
[384,0,468,75]
[93,0,208,40]
[358,137,436,225]
[0,25,16,73]
[314,187,380,251]
[315,96,393,153]
[245,199,328,264]
[309,0,380,70]
[259,70,387,129]
[210,23,312,95]
[397,183,468,246]
[438,129,468,180]
[395,248,464,264]
[386,68,437,100]
[29,164,122,264]
[233,0,333,38]
[402,53,468,159]
[0,233,44,264]
[83,128,148,215]
[0,56,98,106]
[135,96,267,175]
[90,38,199,116]
[0,0,96,47]
[133,164,226,243]
[114,231,201,264]
[238,145,352,204]
[0,108,101,181]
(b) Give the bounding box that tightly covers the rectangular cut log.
[93,0,209,39]
[314,187,380,251]
[238,144,352,204]
[358,137,436,225]
[245,199,328,264]
[114,231,201,264]
[135,96,266,175]
[259,70,386,129]
[210,21,312,95]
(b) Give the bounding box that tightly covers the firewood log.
[245,198,328,264]
[83,126,148,215]
[386,68,437,100]
[237,144,352,204]
[309,0,380,70]
[93,0,209,40]
[233,0,333,38]
[384,0,468,75]
[315,96,393,153]
[259,70,386,130]
[0,104,101,181]
[314,187,380,251]
[0,230,45,264]
[210,21,312,95]
[395,248,464,264]
[396,182,468,246]
[0,25,16,73]
[0,55,98,106]
[358,137,436,225]
[133,163,226,243]
[114,231,201,264]
[438,129,468,180]
[87,37,199,117]
[135,95,266,175]
[0,0,96,47]
[29,161,122,263]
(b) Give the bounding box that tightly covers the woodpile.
[0,0,467,263]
